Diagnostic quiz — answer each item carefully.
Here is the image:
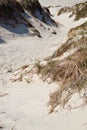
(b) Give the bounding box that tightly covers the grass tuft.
[35,21,87,112]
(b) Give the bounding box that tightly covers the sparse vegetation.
[57,1,87,20]
[0,0,57,38]
[0,0,87,114]
[35,21,87,112]
[0,0,57,27]
[20,0,57,26]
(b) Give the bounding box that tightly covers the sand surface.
[0,0,87,130]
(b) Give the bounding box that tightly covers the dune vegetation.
[0,0,87,114]
[35,21,87,113]
[0,0,57,26]
[58,1,87,20]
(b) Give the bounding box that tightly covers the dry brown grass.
[48,47,87,113]
[35,22,87,113]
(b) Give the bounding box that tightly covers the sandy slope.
[0,75,87,130]
[0,1,87,130]
[39,0,87,6]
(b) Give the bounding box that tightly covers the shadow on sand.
[0,38,6,44]
[0,22,30,35]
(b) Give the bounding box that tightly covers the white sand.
[0,75,87,130]
[39,0,87,7]
[0,0,87,130]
